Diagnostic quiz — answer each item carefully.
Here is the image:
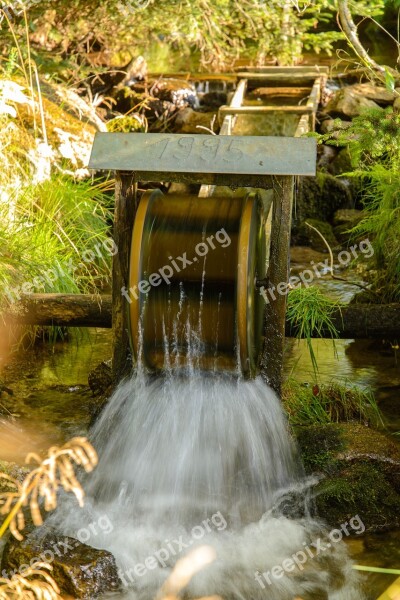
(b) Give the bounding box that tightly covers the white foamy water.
[54,370,364,600]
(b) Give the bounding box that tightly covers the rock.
[394,96,400,113]
[325,87,382,118]
[293,219,338,252]
[1,525,121,598]
[327,148,353,177]
[0,459,29,494]
[333,209,366,244]
[87,361,114,426]
[348,83,395,105]
[174,108,218,134]
[317,144,337,170]
[333,209,364,227]
[143,78,197,108]
[199,91,227,109]
[296,423,400,532]
[295,172,353,226]
[88,361,112,396]
[290,246,328,267]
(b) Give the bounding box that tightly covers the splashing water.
[53,222,363,598]
[54,367,364,600]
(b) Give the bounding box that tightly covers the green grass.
[286,286,340,377]
[0,175,113,306]
[283,378,383,427]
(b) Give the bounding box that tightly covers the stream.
[1,264,399,599]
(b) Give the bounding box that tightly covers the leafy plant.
[286,286,340,376]
[1,0,387,72]
[319,107,400,301]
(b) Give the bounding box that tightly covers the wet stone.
[296,423,400,532]
[1,525,121,598]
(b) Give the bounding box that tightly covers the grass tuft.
[283,378,383,427]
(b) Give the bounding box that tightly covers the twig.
[304,221,380,299]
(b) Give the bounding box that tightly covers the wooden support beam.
[260,176,294,394]
[5,295,400,340]
[112,173,137,381]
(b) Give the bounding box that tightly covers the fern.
[318,107,400,300]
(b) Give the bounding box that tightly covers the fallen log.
[3,294,112,328]
[285,303,400,339]
[2,295,400,339]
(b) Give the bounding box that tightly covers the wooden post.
[260,175,294,395]
[112,172,137,382]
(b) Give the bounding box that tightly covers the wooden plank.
[295,113,311,137]
[306,77,322,131]
[235,66,330,74]
[248,87,312,96]
[89,133,317,177]
[219,105,313,116]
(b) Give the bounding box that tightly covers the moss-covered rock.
[325,88,382,119]
[295,424,400,532]
[292,218,338,252]
[1,525,121,598]
[332,209,365,244]
[295,172,353,227]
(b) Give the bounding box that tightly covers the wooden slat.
[89,133,316,177]
[219,105,313,116]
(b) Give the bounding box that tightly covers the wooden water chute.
[89,132,316,392]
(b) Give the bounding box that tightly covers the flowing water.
[51,280,365,600]
[56,367,364,600]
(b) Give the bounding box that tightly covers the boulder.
[292,219,338,252]
[394,96,400,112]
[333,209,364,227]
[327,148,353,177]
[333,209,366,244]
[174,108,218,134]
[296,423,400,532]
[295,172,353,226]
[1,525,121,598]
[88,361,113,396]
[325,87,382,118]
[348,83,395,105]
[316,144,337,170]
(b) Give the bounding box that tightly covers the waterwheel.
[129,189,270,377]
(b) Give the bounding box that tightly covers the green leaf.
[384,68,395,92]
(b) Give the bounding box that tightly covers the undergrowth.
[283,378,383,427]
[318,107,400,301]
